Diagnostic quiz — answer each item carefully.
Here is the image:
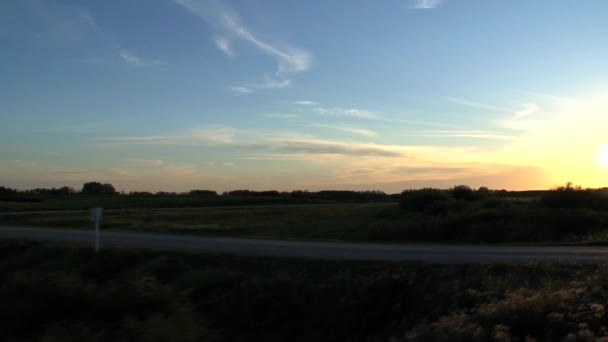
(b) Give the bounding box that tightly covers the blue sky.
[2,0,608,192]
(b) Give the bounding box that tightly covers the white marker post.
[90,207,103,253]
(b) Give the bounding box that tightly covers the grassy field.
[0,203,393,241]
[2,239,608,341]
[0,194,336,212]
[2,186,608,244]
[3,198,608,244]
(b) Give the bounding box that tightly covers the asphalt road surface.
[0,203,388,217]
[1,226,608,263]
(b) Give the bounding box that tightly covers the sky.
[1,0,608,193]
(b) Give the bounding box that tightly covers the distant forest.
[2,181,606,206]
[0,181,526,201]
[0,182,397,203]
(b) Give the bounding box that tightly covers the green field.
[2,239,608,341]
[3,200,608,244]
[0,203,394,241]
[2,186,608,244]
[0,194,336,212]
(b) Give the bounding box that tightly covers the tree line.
[0,182,395,201]
[4,182,603,206]
[0,182,116,196]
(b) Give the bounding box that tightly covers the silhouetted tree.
[540,183,608,209]
[189,190,218,196]
[477,186,490,193]
[451,185,475,201]
[129,191,153,196]
[155,191,177,196]
[81,182,117,195]
[476,186,491,199]
[23,187,76,196]
[0,186,17,195]
[400,188,448,212]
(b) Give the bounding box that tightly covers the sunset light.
[598,144,608,169]
[4,2,608,341]
[1,0,607,192]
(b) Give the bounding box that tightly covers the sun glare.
[598,144,608,168]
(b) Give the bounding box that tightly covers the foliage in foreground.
[3,241,608,341]
[389,185,608,243]
[540,183,608,210]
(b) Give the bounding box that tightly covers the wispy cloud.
[173,0,312,74]
[48,170,105,175]
[312,107,380,120]
[403,130,519,140]
[229,75,291,94]
[298,102,451,127]
[263,113,301,119]
[190,126,237,144]
[98,126,239,145]
[97,126,402,157]
[411,0,443,9]
[449,98,512,113]
[213,35,234,58]
[517,91,576,105]
[512,103,539,119]
[126,159,165,166]
[96,125,486,170]
[6,2,164,68]
[277,139,401,157]
[309,124,377,137]
[118,50,166,67]
[228,86,254,95]
[4,1,108,45]
[253,75,291,89]
[390,166,472,175]
[450,98,541,121]
[388,118,457,128]
[295,100,319,106]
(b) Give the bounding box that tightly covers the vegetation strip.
[3,240,608,341]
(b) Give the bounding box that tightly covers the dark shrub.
[81,182,117,195]
[427,199,469,215]
[481,197,508,209]
[476,186,491,200]
[540,183,608,209]
[529,208,608,238]
[0,186,17,195]
[188,190,218,196]
[451,185,476,201]
[400,188,448,212]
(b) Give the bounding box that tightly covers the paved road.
[0,203,389,217]
[1,226,608,263]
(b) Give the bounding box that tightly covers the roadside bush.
[188,189,218,196]
[451,185,476,201]
[122,305,217,342]
[405,287,581,341]
[528,208,608,238]
[400,188,448,212]
[7,241,608,341]
[81,182,117,195]
[426,199,470,215]
[481,197,509,209]
[476,186,491,198]
[540,183,608,210]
